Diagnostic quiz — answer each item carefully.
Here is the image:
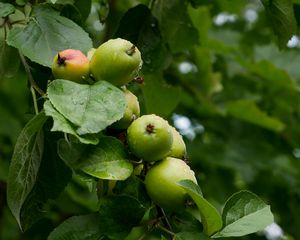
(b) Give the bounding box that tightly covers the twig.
[4,16,45,114]
[18,52,45,96]
[30,86,39,114]
[156,206,173,232]
[157,224,176,237]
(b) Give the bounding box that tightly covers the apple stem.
[57,53,66,66]
[126,45,136,56]
[146,124,155,134]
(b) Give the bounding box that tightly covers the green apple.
[168,126,186,159]
[51,49,90,83]
[144,157,197,211]
[110,89,140,129]
[127,114,173,162]
[90,38,142,86]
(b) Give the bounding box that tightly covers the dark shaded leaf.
[152,1,199,52]
[115,4,169,73]
[47,214,102,240]
[98,195,147,239]
[19,130,72,230]
[7,113,47,229]
[261,0,297,48]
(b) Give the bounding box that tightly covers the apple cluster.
[51,38,198,211]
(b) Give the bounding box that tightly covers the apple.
[52,49,90,83]
[168,126,186,159]
[144,157,197,211]
[127,114,173,162]
[90,38,142,86]
[110,89,140,129]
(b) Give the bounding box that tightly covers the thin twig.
[157,224,176,236]
[156,206,173,232]
[18,52,45,96]
[4,17,45,114]
[30,86,39,114]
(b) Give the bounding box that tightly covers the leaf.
[261,0,297,48]
[47,80,127,135]
[19,130,72,231]
[239,59,297,91]
[7,5,92,67]
[98,195,147,239]
[225,100,285,132]
[193,47,221,97]
[7,112,47,229]
[188,5,211,45]
[175,232,211,240]
[48,214,102,240]
[114,4,169,73]
[142,73,181,118]
[178,180,222,236]
[213,191,274,238]
[114,176,151,206]
[58,136,133,180]
[0,3,15,17]
[152,1,199,52]
[44,100,99,145]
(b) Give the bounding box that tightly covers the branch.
[18,52,45,96]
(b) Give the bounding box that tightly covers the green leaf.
[193,47,222,97]
[152,1,199,52]
[142,73,181,118]
[114,176,151,206]
[98,195,147,239]
[114,4,169,73]
[7,5,92,67]
[44,100,99,145]
[188,5,211,45]
[48,214,102,240]
[239,59,297,91]
[0,3,15,17]
[213,191,274,238]
[47,80,126,135]
[19,133,72,231]
[7,112,47,229]
[178,180,222,236]
[175,232,211,240]
[225,100,285,132]
[261,0,297,48]
[58,136,133,180]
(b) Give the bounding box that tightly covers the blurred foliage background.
[1,0,300,239]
